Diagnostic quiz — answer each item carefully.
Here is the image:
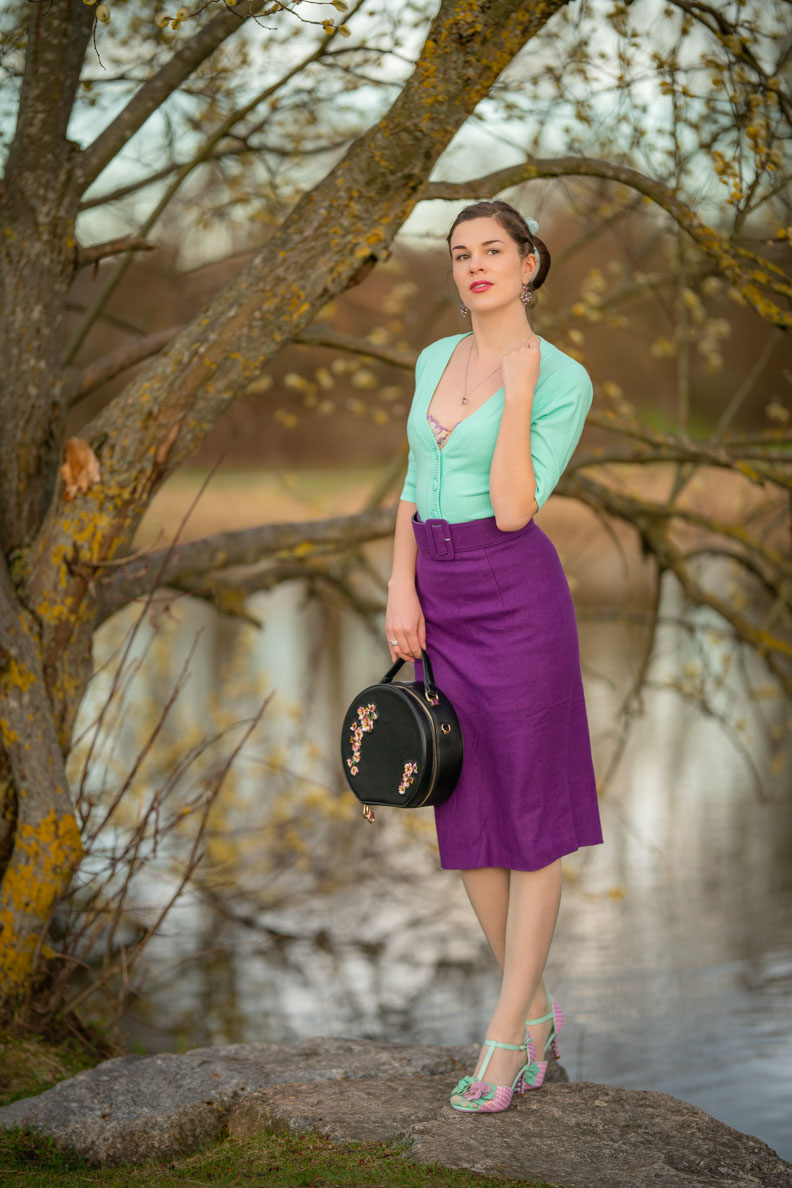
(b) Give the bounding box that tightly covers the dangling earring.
[520,282,533,306]
[459,302,469,317]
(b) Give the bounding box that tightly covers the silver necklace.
[460,338,501,406]
[458,335,539,408]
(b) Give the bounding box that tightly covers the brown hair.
[446,199,551,292]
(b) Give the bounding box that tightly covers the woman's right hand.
[385,582,426,663]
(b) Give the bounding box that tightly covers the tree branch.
[78,137,353,211]
[293,326,415,369]
[562,470,792,695]
[665,0,792,126]
[66,1,361,362]
[422,159,792,328]
[76,235,157,271]
[96,506,397,621]
[122,557,386,630]
[69,326,187,407]
[69,318,417,412]
[73,4,268,195]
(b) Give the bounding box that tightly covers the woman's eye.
[488,249,500,255]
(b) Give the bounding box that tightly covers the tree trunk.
[0,0,95,1021]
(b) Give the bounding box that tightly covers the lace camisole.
[426,410,463,449]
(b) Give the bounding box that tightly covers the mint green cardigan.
[399,332,593,522]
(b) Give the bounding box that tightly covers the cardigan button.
[431,479,438,490]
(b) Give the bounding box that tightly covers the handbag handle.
[381,648,439,704]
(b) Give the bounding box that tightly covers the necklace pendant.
[460,396,469,405]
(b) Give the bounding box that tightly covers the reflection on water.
[93,548,791,1161]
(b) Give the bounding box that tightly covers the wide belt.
[411,511,535,560]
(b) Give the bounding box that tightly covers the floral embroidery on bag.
[398,760,418,795]
[346,702,378,775]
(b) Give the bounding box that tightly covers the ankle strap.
[524,1010,554,1025]
[525,995,556,1027]
[477,1038,528,1083]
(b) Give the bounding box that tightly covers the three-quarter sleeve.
[398,346,430,505]
[400,445,417,503]
[531,365,593,509]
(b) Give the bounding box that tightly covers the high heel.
[522,995,564,1090]
[450,1036,537,1113]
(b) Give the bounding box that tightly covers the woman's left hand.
[501,336,541,401]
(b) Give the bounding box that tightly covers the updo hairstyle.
[446,199,551,293]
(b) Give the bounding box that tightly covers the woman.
[385,199,603,1114]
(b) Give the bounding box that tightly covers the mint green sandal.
[450,1037,538,1113]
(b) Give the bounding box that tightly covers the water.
[81,546,792,1162]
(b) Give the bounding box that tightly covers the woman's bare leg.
[461,865,557,1024]
[458,861,562,1089]
[460,867,509,965]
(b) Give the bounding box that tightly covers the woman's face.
[449,215,536,315]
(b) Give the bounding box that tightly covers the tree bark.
[0,0,95,552]
[0,553,82,1009]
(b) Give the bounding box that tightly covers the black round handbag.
[340,648,464,821]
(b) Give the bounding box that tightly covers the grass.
[0,1030,562,1188]
[0,1030,112,1109]
[0,1126,561,1187]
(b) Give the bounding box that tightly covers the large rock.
[228,1073,453,1146]
[409,1082,792,1188]
[229,1074,792,1188]
[0,1037,480,1167]
[1,1037,788,1188]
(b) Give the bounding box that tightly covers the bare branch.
[293,326,415,369]
[422,158,792,327]
[70,322,417,410]
[126,556,387,629]
[713,331,782,438]
[76,235,158,271]
[563,470,792,694]
[70,326,186,406]
[594,562,662,799]
[666,0,792,125]
[66,1,362,362]
[73,3,269,196]
[80,146,250,210]
[96,506,397,620]
[78,137,352,211]
[576,413,792,483]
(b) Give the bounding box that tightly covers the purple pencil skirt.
[411,511,603,871]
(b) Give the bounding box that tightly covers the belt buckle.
[429,518,454,560]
